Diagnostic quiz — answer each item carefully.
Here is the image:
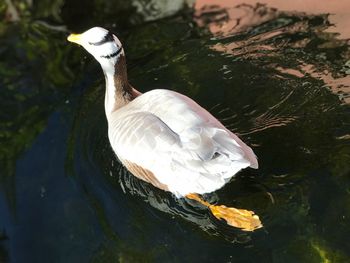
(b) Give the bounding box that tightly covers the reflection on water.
[195,3,350,105]
[1,0,350,262]
[196,0,350,39]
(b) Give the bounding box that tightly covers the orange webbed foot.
[186,193,262,231]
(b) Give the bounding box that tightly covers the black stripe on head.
[100,45,123,59]
[89,31,114,46]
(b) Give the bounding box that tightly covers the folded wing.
[109,109,253,197]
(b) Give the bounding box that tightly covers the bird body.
[68,27,262,231]
[108,88,257,196]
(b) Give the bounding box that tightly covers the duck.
[67,27,262,231]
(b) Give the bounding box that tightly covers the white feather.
[108,89,257,197]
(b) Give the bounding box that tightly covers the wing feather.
[108,89,258,196]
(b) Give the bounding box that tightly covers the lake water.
[1,0,350,262]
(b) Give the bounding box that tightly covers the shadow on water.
[1,0,350,262]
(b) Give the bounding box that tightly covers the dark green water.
[1,1,350,262]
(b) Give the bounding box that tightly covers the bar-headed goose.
[68,27,262,231]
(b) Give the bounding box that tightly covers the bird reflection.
[115,161,255,243]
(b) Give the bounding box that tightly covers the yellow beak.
[67,33,83,45]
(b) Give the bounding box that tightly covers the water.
[1,1,350,262]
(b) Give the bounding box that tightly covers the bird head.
[67,27,123,68]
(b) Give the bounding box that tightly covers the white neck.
[101,59,117,119]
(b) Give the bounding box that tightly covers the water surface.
[1,0,350,262]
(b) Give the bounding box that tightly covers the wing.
[108,110,252,197]
[124,89,258,168]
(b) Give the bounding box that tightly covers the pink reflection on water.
[194,0,350,105]
[275,65,350,104]
[195,0,350,39]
